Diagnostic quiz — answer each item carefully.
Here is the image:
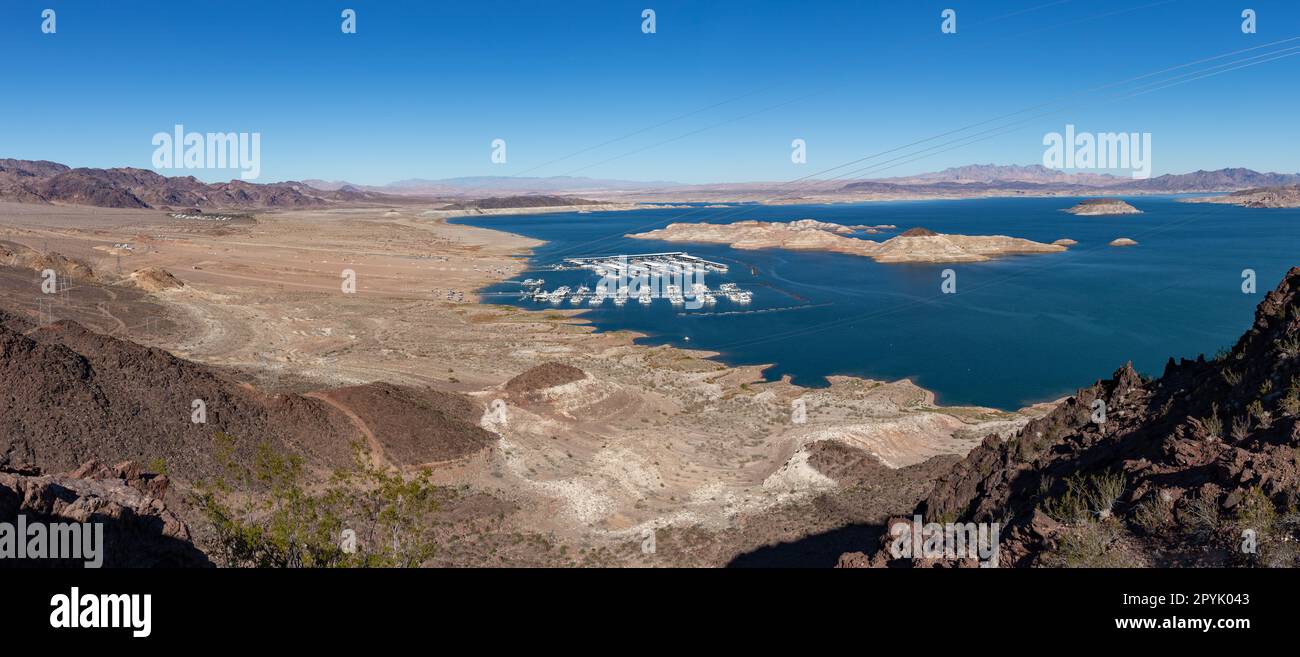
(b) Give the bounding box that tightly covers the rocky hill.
[1115,168,1300,193]
[1183,185,1300,209]
[0,159,395,210]
[438,195,601,210]
[0,307,493,483]
[840,267,1300,567]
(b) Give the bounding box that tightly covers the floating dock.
[560,252,729,274]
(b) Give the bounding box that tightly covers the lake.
[456,196,1299,410]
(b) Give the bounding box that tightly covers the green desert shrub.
[194,434,441,568]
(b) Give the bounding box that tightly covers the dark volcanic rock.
[505,362,587,394]
[322,383,495,464]
[0,305,496,482]
[0,159,399,210]
[898,227,938,237]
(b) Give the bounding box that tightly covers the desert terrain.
[0,200,1053,566]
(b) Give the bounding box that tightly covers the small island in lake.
[626,220,1066,264]
[1063,198,1142,215]
[1109,237,1139,247]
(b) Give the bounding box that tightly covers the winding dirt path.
[304,390,389,467]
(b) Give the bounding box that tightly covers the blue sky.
[2,0,1298,184]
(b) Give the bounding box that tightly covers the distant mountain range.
[304,175,681,196]
[3,158,1299,211]
[0,159,393,210]
[850,164,1300,194]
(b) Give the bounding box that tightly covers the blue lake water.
[455,196,1299,410]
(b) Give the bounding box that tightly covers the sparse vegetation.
[1283,377,1300,416]
[1184,492,1222,538]
[1278,335,1300,358]
[1042,518,1136,567]
[194,434,441,568]
[1248,400,1272,430]
[1230,414,1251,441]
[1221,368,1242,388]
[1130,493,1173,534]
[1191,403,1223,440]
[1042,470,1126,523]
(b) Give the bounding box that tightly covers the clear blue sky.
[2,0,1298,184]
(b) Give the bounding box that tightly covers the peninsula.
[626,220,1066,263]
[1182,185,1300,209]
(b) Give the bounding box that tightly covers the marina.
[519,252,751,308]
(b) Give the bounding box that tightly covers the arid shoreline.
[0,200,1055,566]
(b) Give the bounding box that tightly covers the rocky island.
[1182,185,1300,209]
[626,220,1067,263]
[1063,198,1142,215]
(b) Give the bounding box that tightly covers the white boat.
[570,285,589,304]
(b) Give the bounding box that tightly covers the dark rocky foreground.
[0,306,493,483]
[0,461,212,567]
[0,158,393,210]
[842,267,1300,567]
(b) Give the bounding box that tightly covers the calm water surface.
[456,196,1299,409]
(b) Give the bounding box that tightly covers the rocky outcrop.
[317,383,495,464]
[129,266,185,292]
[0,461,211,567]
[0,241,97,282]
[0,159,395,210]
[1063,199,1142,215]
[505,362,587,394]
[0,306,491,481]
[1109,238,1138,247]
[841,267,1300,568]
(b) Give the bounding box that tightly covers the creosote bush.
[194,433,441,568]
